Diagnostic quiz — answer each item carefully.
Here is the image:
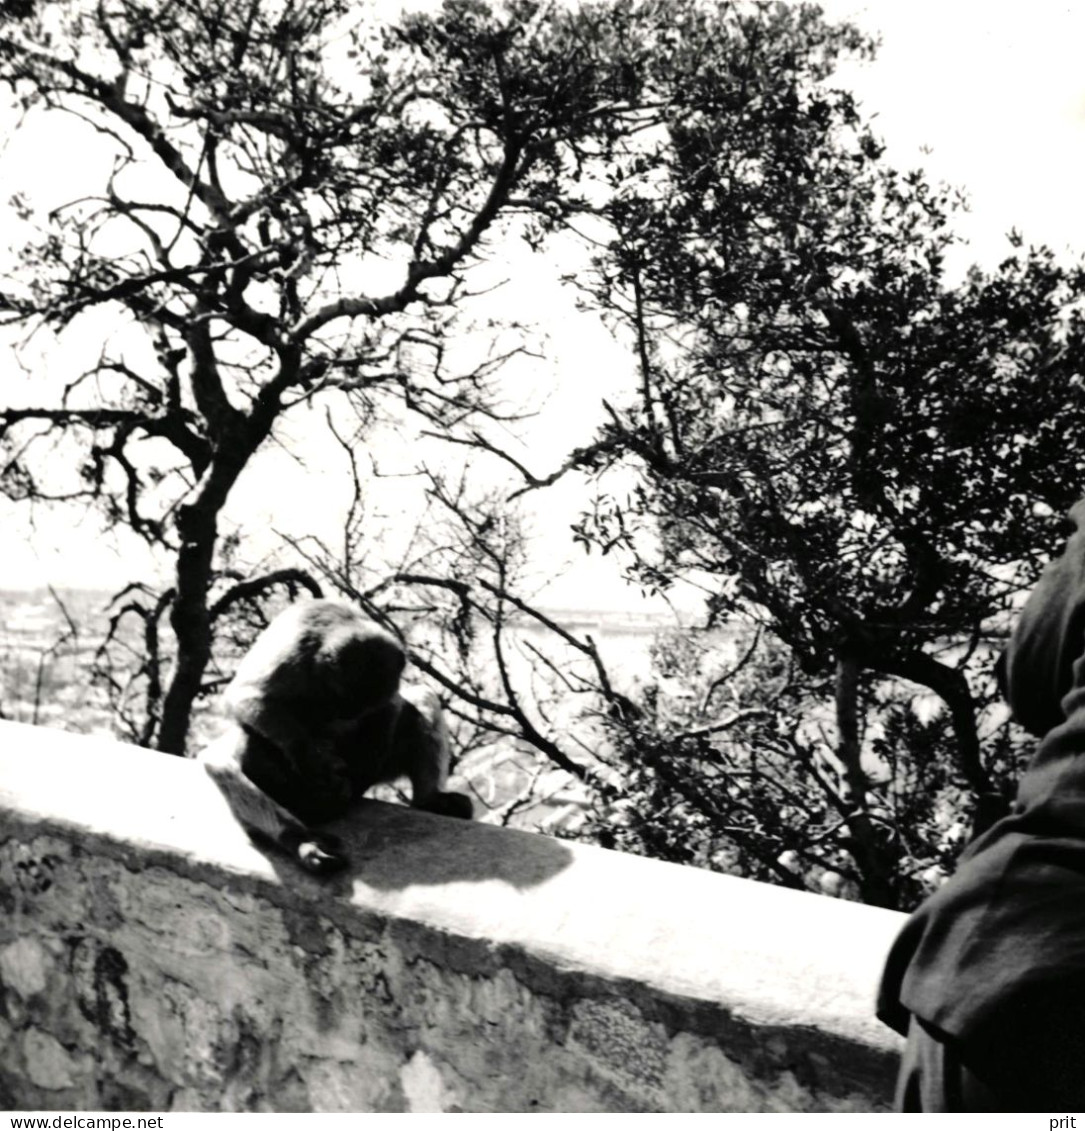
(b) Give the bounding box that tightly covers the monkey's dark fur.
[199,600,472,874]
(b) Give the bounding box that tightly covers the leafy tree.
[558,4,1085,904]
[567,624,1031,908]
[0,0,661,751]
[392,2,1085,905]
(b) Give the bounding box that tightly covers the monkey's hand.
[281,828,348,876]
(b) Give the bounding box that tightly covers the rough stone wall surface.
[0,722,905,1113]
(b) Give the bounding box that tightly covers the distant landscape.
[0,587,686,725]
[0,587,698,831]
[0,588,119,736]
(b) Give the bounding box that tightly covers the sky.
[824,1,1085,265]
[3,1,1085,610]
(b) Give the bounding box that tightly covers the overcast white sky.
[3,1,1085,610]
[825,1,1085,263]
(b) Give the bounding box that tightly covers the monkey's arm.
[198,730,348,875]
[379,686,473,819]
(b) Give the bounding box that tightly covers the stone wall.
[0,721,905,1112]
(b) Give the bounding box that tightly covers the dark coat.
[878,499,1085,1069]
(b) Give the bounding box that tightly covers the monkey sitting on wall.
[199,600,472,875]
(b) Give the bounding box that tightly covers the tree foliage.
[567,626,1031,908]
[0,0,664,751]
[552,1,1085,905]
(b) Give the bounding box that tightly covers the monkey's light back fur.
[0,722,903,1112]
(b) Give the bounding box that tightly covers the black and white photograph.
[2,0,1085,1116]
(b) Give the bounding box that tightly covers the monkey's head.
[317,621,406,718]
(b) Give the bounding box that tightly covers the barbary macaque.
[199,600,472,874]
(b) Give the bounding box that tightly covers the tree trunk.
[835,653,899,908]
[156,502,218,755]
[872,650,994,798]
